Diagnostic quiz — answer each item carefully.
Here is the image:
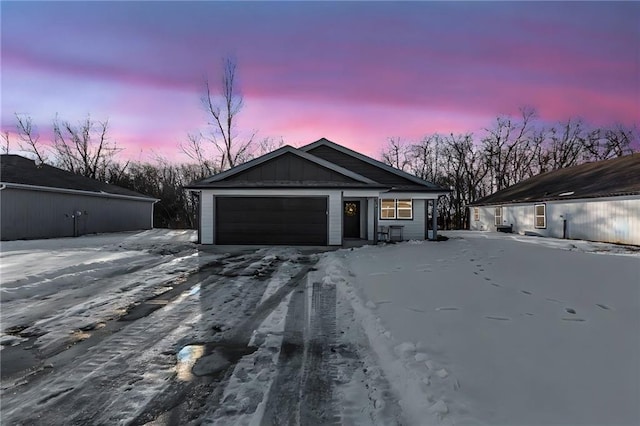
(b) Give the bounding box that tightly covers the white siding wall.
[201,190,214,244]
[469,196,640,245]
[367,198,375,240]
[379,199,426,240]
[199,189,342,245]
[328,192,342,245]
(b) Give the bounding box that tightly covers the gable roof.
[197,146,375,184]
[470,153,640,206]
[187,140,448,192]
[300,138,445,191]
[0,154,156,201]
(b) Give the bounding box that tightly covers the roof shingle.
[471,153,640,206]
[0,154,154,199]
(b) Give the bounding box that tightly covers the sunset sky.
[2,1,638,162]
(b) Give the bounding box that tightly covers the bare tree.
[482,107,538,192]
[15,114,47,163]
[181,133,217,176]
[381,137,412,171]
[2,131,10,154]
[408,134,445,181]
[183,56,256,172]
[543,118,587,170]
[583,124,636,161]
[52,115,123,179]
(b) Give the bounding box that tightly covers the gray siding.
[469,196,640,245]
[224,152,356,183]
[378,199,426,240]
[307,145,415,186]
[1,188,153,240]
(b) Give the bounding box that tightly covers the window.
[534,204,546,228]
[494,206,502,226]
[397,199,413,219]
[380,199,396,219]
[380,199,413,220]
[473,207,479,221]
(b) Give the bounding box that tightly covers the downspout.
[431,196,439,241]
[373,197,379,244]
[152,199,159,230]
[195,191,202,244]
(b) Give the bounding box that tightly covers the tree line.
[3,57,637,231]
[380,108,637,230]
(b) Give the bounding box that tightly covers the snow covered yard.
[321,231,640,425]
[1,229,638,425]
[0,230,319,424]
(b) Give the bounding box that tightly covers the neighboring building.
[1,154,157,241]
[187,138,449,245]
[468,154,640,245]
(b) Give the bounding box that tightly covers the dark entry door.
[343,201,360,238]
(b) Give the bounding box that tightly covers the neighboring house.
[468,153,640,245]
[187,138,449,246]
[0,154,157,241]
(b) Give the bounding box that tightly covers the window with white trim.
[494,206,502,226]
[396,199,413,219]
[380,199,413,220]
[473,207,479,221]
[380,199,396,219]
[534,204,546,228]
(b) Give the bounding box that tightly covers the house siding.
[223,152,356,183]
[367,198,375,240]
[0,187,153,241]
[378,198,426,240]
[201,191,214,244]
[469,196,640,245]
[307,145,415,186]
[201,189,342,245]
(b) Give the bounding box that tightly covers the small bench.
[389,225,404,241]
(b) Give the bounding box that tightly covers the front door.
[343,201,360,238]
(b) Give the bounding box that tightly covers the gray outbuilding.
[1,155,157,241]
[468,153,640,245]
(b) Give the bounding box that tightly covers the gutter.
[0,182,159,203]
[468,192,640,207]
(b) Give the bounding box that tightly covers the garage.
[215,196,328,245]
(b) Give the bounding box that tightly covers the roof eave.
[469,191,640,207]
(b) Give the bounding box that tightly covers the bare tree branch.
[186,55,256,172]
[15,114,47,163]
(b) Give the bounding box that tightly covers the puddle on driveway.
[176,344,205,381]
[175,341,259,381]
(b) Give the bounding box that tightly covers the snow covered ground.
[324,231,640,425]
[1,229,638,425]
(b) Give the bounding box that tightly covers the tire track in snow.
[260,278,339,425]
[0,251,276,425]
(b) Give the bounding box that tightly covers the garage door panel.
[216,196,328,245]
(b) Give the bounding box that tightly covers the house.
[0,154,157,241]
[186,138,449,246]
[468,153,640,245]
